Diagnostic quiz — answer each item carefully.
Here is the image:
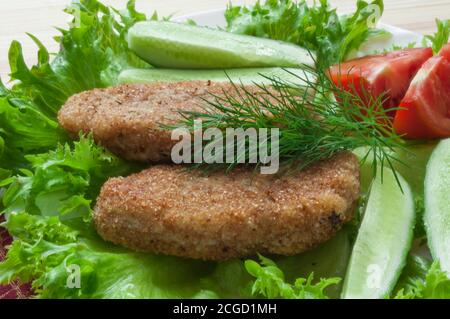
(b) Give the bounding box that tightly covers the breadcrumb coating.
[94,152,360,261]
[58,81,272,162]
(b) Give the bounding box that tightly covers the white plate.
[174,8,424,58]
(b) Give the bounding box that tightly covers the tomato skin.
[439,43,450,59]
[329,48,433,112]
[393,94,435,139]
[394,48,450,139]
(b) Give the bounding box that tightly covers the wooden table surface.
[0,0,449,81]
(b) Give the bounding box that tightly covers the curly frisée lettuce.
[0,0,149,171]
[393,255,450,299]
[245,254,341,299]
[0,137,133,223]
[0,212,223,298]
[423,19,450,54]
[225,0,387,68]
[6,0,149,117]
[0,96,66,172]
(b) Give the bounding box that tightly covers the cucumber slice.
[354,142,436,195]
[118,68,313,86]
[390,143,436,195]
[342,169,415,299]
[127,21,315,69]
[424,138,450,272]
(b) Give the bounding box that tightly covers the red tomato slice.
[439,43,450,59]
[394,44,450,139]
[329,48,433,113]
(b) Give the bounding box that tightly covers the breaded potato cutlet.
[94,152,360,261]
[58,81,272,162]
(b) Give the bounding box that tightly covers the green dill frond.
[167,65,408,186]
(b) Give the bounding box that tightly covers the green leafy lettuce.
[0,213,234,298]
[245,254,340,299]
[225,0,387,68]
[423,19,450,54]
[0,136,133,225]
[394,256,450,299]
[7,0,149,117]
[0,0,149,171]
[0,96,65,173]
[368,19,449,55]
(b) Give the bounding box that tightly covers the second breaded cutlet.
[94,152,360,261]
[58,81,273,162]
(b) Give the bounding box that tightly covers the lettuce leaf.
[245,254,340,299]
[0,136,135,232]
[0,95,66,173]
[423,19,450,54]
[7,0,149,117]
[0,212,237,298]
[0,0,149,172]
[225,0,387,68]
[394,257,450,299]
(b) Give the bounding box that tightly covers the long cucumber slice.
[424,138,450,272]
[353,143,436,195]
[127,21,315,69]
[342,169,415,299]
[118,68,313,86]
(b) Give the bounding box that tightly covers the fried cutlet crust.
[58,81,271,162]
[94,152,360,261]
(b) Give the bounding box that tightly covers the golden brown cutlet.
[58,81,273,162]
[94,152,360,261]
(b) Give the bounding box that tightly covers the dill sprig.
[169,65,407,185]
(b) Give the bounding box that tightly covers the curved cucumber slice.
[127,21,315,69]
[342,169,415,299]
[424,138,450,272]
[118,68,313,86]
[354,142,436,195]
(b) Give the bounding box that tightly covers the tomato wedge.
[439,43,450,60]
[329,48,433,112]
[393,44,450,139]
